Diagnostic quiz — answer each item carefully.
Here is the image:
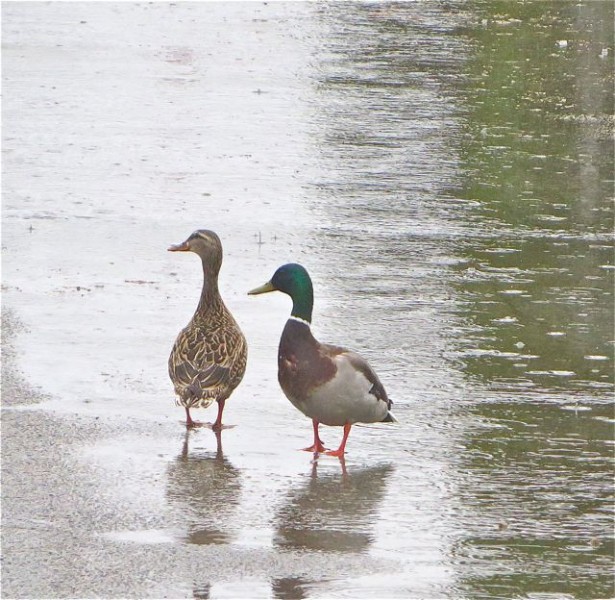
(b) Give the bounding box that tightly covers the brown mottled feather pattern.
[169,302,247,409]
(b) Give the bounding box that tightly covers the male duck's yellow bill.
[248,281,276,295]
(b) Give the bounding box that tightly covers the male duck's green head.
[249,263,314,323]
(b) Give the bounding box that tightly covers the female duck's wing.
[170,327,247,401]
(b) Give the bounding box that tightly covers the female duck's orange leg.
[302,418,327,453]
[325,423,352,457]
[212,399,225,431]
[185,406,203,429]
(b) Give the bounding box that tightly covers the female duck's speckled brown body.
[168,230,247,429]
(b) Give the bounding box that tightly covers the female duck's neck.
[196,265,222,314]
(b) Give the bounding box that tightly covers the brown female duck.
[168,230,247,429]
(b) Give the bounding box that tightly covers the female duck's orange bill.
[168,241,190,252]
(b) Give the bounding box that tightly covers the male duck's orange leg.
[325,423,352,457]
[302,418,327,453]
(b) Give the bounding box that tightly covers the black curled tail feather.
[381,395,398,423]
[381,411,398,423]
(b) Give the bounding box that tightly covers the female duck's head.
[249,263,314,323]
[168,229,223,275]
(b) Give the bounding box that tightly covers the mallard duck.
[168,230,247,429]
[249,263,396,456]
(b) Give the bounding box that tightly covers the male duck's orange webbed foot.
[301,419,327,453]
[324,448,345,457]
[302,442,327,453]
[324,423,352,457]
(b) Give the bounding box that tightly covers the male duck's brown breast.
[278,349,337,402]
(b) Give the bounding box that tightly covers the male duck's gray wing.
[341,350,390,406]
[320,344,390,405]
[324,345,397,423]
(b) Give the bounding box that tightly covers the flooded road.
[2,2,613,599]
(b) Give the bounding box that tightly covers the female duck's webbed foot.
[301,419,327,453]
[185,407,205,429]
[209,399,236,430]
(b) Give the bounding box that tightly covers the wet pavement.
[2,2,613,599]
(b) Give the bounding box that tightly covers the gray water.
[2,2,613,599]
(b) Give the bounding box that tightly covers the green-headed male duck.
[249,263,396,456]
[168,230,247,429]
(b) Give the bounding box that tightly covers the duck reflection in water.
[274,458,394,554]
[271,576,311,600]
[166,429,241,546]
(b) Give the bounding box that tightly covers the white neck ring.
[289,315,311,327]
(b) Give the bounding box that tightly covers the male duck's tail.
[382,410,398,423]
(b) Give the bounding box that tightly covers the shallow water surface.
[2,2,613,599]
